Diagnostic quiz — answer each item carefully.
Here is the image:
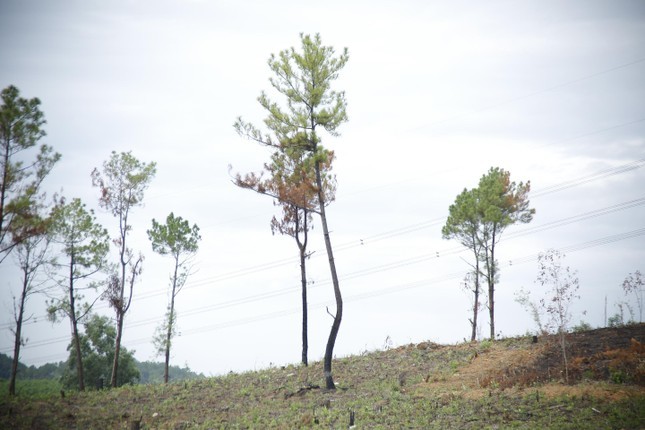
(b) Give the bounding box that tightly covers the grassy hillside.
[1,325,643,429]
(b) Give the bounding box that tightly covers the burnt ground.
[478,323,645,389]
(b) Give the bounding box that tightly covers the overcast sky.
[1,0,644,377]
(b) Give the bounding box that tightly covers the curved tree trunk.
[316,161,342,390]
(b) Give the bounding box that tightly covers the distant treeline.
[0,353,204,385]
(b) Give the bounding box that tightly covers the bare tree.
[622,270,643,323]
[535,249,580,382]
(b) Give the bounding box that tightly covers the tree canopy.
[0,85,60,262]
[443,167,534,340]
[48,197,110,390]
[60,314,139,390]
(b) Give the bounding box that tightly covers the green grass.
[0,378,62,399]
[1,327,643,429]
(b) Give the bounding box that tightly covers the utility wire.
[2,159,643,332]
[4,199,643,354]
[13,225,645,362]
[3,190,641,334]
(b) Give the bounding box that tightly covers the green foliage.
[48,198,109,321]
[0,378,62,399]
[0,85,60,260]
[442,188,480,247]
[136,361,204,384]
[572,321,592,333]
[49,198,109,277]
[444,167,534,340]
[152,307,178,357]
[479,339,493,350]
[0,353,20,379]
[148,212,200,260]
[477,167,534,229]
[147,213,201,379]
[60,314,139,390]
[235,33,349,385]
[608,313,626,328]
[91,151,155,387]
[91,151,156,220]
[0,352,201,386]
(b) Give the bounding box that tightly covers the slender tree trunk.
[299,242,308,366]
[164,305,173,383]
[482,239,493,340]
[111,311,123,387]
[315,161,342,390]
[471,262,480,342]
[295,208,309,367]
[164,261,179,384]
[488,227,497,340]
[69,251,85,391]
[72,318,84,390]
[560,330,569,382]
[0,141,10,241]
[111,217,127,388]
[9,272,28,396]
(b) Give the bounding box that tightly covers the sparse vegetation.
[1,325,642,429]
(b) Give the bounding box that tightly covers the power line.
[2,159,643,332]
[12,225,645,362]
[3,196,642,355]
[532,158,645,198]
[3,190,639,335]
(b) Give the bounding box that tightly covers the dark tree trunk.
[8,275,28,396]
[471,261,480,342]
[72,319,84,390]
[295,208,309,367]
[111,222,127,388]
[111,311,123,387]
[487,226,497,340]
[164,307,172,384]
[315,162,342,390]
[299,243,308,366]
[164,261,179,384]
[69,251,85,391]
[0,141,9,241]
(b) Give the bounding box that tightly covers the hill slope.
[1,325,643,429]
